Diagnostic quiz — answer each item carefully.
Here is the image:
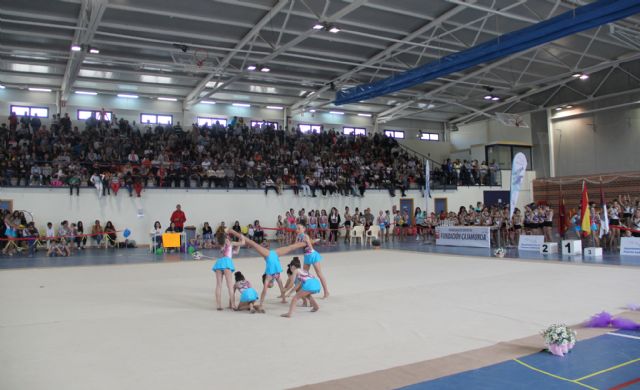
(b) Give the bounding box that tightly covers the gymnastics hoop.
[16,210,34,224]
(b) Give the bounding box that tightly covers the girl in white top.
[45,222,55,248]
[90,172,103,197]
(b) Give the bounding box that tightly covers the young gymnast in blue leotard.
[281,257,321,318]
[212,234,244,310]
[228,229,305,306]
[296,223,329,298]
[233,271,264,313]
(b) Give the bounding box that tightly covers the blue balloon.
[123,228,131,238]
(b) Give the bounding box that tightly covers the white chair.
[366,225,381,245]
[149,232,161,253]
[351,225,365,245]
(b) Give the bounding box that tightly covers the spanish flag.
[580,181,591,236]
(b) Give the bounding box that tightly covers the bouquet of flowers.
[494,247,506,258]
[541,324,577,356]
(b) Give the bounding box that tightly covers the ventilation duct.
[335,0,640,105]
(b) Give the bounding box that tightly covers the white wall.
[551,104,640,176]
[0,170,534,245]
[451,114,533,151]
[449,144,486,163]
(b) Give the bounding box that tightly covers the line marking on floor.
[610,377,640,390]
[573,358,640,382]
[512,358,597,390]
[606,332,640,340]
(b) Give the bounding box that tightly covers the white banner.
[436,226,491,248]
[518,235,545,252]
[620,237,640,256]
[509,152,528,219]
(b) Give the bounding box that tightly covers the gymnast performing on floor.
[295,223,330,298]
[227,229,306,308]
[210,233,245,310]
[281,257,322,317]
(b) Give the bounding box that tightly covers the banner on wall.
[509,152,527,219]
[620,237,640,256]
[435,226,491,248]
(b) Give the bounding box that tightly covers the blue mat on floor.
[399,360,585,389]
[399,333,640,390]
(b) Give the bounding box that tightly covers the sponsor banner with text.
[436,226,491,248]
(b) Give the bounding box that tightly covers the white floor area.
[2,251,639,390]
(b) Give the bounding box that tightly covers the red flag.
[558,192,567,237]
[580,181,591,237]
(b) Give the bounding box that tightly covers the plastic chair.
[351,225,365,245]
[149,232,162,253]
[366,225,381,245]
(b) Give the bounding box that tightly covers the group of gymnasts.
[209,223,329,318]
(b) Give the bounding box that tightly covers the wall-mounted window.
[384,130,405,139]
[77,109,112,121]
[141,113,173,125]
[197,117,227,127]
[343,126,366,136]
[299,124,322,134]
[486,144,533,170]
[251,120,278,130]
[10,105,49,118]
[420,132,440,141]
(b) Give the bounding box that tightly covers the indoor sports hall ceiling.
[1,0,640,124]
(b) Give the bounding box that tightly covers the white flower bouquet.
[541,324,577,356]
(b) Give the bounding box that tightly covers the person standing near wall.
[170,204,186,233]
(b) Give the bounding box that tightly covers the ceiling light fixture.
[266,105,283,110]
[88,47,100,54]
[309,109,316,113]
[117,93,138,98]
[313,22,340,33]
[158,97,178,101]
[329,111,344,115]
[201,100,216,104]
[75,91,97,95]
[484,94,500,101]
[579,74,589,80]
[260,66,270,72]
[232,103,250,107]
[565,105,573,109]
[358,113,372,117]
[29,87,51,92]
[71,45,82,52]
[246,65,257,71]
[0,85,6,89]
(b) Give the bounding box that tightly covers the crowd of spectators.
[0,208,119,257]
[437,158,501,186]
[1,110,498,198]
